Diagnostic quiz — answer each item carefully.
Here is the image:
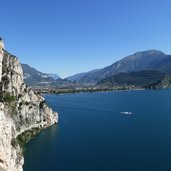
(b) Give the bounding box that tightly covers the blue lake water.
[24,90,171,171]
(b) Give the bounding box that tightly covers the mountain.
[76,50,171,85]
[21,64,60,86]
[22,64,75,88]
[97,70,170,88]
[66,69,100,82]
[22,49,171,88]
[66,72,87,82]
[48,73,61,80]
[155,56,171,75]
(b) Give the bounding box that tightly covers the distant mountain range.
[67,50,171,85]
[66,69,100,82]
[21,64,60,86]
[22,50,171,89]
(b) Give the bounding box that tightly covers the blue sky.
[0,0,171,78]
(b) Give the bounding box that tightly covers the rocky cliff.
[0,42,58,171]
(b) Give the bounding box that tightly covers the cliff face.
[0,48,58,171]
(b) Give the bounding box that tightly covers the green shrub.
[16,128,41,152]
[18,94,22,99]
[18,106,22,110]
[25,101,30,105]
[11,138,18,148]
[2,75,10,88]
[39,100,46,109]
[3,93,15,103]
[19,100,30,106]
[10,103,18,116]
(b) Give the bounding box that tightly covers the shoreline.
[32,86,146,95]
[35,87,171,96]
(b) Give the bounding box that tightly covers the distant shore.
[32,86,156,95]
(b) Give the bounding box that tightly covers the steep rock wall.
[0,48,58,171]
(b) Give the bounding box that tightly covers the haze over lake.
[24,90,171,171]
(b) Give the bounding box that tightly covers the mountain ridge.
[21,49,171,88]
[97,70,170,88]
[74,50,171,85]
[21,64,60,86]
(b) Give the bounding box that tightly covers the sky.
[0,0,171,78]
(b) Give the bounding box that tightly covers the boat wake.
[121,111,133,115]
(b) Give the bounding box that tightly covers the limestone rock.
[0,46,58,171]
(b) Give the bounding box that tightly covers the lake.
[24,90,171,171]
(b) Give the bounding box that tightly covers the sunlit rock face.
[0,107,24,171]
[0,38,4,50]
[0,39,58,171]
[0,37,4,82]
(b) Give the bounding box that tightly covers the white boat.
[121,112,133,115]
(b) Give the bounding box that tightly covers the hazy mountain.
[66,72,87,82]
[22,50,171,88]
[21,64,60,86]
[66,69,100,82]
[77,50,171,84]
[47,73,61,80]
[155,56,171,75]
